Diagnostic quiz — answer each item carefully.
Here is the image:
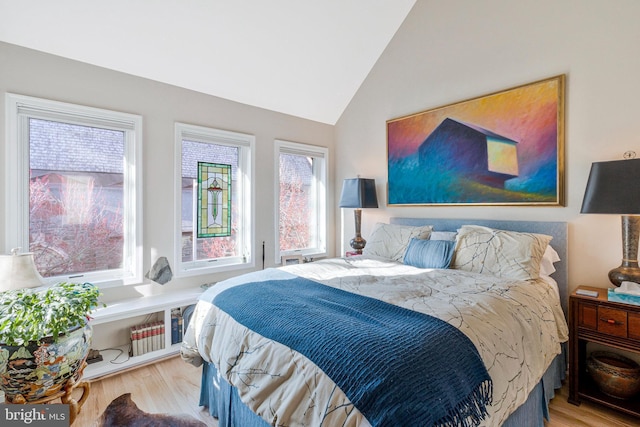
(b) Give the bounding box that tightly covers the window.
[175,123,254,276]
[5,93,142,287]
[275,140,327,262]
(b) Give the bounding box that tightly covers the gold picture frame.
[387,75,565,206]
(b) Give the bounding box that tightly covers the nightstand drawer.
[578,302,598,329]
[629,312,640,340]
[597,306,628,337]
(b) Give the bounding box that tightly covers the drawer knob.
[600,318,622,325]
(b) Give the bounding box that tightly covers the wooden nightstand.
[569,285,640,416]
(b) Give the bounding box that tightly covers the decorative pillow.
[363,223,432,262]
[429,231,458,241]
[452,225,552,280]
[539,244,561,276]
[404,238,456,269]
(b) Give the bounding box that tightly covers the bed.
[181,218,569,427]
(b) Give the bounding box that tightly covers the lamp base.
[609,264,640,287]
[610,215,640,287]
[349,208,366,255]
[350,237,366,255]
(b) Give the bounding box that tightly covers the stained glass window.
[197,162,232,237]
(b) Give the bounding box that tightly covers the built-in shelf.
[85,287,203,380]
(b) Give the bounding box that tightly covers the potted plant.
[0,281,102,403]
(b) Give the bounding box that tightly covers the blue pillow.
[403,238,456,269]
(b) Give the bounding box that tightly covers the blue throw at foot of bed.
[212,270,493,427]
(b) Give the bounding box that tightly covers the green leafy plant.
[0,282,103,346]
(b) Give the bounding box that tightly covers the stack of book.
[130,321,165,357]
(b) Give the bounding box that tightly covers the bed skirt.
[198,343,566,427]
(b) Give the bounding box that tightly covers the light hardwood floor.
[73,356,217,427]
[72,356,638,427]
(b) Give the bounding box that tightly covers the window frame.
[4,93,143,288]
[274,139,328,263]
[174,122,255,277]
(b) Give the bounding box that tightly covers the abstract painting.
[387,75,565,206]
[197,162,232,237]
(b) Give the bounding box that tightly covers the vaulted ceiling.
[0,1,416,124]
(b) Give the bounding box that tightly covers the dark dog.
[95,393,208,427]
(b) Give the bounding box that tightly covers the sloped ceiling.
[0,0,416,124]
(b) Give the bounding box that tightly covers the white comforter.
[182,257,568,427]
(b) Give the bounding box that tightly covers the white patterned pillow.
[540,244,561,276]
[452,225,552,280]
[363,223,432,262]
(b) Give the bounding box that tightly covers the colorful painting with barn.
[387,75,564,205]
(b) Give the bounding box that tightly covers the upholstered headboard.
[390,217,568,314]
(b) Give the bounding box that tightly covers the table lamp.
[339,178,378,254]
[581,158,640,286]
[0,248,45,291]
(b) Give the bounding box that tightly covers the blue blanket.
[211,269,492,427]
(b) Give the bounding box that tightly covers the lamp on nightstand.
[339,178,378,254]
[581,158,640,286]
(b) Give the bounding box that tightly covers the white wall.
[0,41,335,302]
[335,0,640,292]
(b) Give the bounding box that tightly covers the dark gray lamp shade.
[339,178,379,208]
[581,158,640,214]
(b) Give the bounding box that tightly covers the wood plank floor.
[546,381,638,427]
[72,356,639,427]
[74,356,217,427]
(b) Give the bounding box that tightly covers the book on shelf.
[152,322,159,351]
[171,308,183,345]
[136,325,142,356]
[142,323,149,355]
[148,322,155,352]
[152,321,164,350]
[130,320,166,356]
[159,322,165,350]
[130,325,139,357]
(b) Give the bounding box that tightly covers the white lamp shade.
[0,251,45,291]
